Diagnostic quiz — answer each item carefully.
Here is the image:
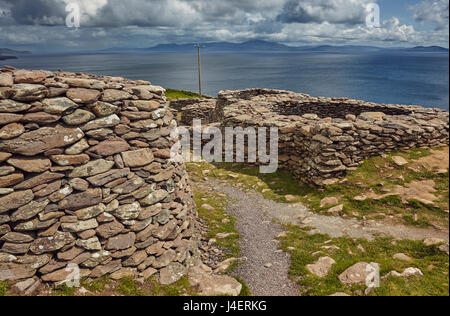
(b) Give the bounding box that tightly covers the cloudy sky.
[0,0,448,52]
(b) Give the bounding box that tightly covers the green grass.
[146,276,194,296]
[193,188,241,260]
[166,88,213,101]
[235,277,252,296]
[117,277,149,296]
[81,276,111,294]
[187,147,449,227]
[0,281,9,296]
[52,284,77,296]
[278,225,449,296]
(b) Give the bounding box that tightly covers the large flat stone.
[0,126,84,156]
[7,157,52,173]
[0,190,34,214]
[69,159,115,178]
[59,188,102,210]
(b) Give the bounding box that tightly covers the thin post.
[196,44,202,97]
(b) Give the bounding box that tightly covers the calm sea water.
[3,52,449,110]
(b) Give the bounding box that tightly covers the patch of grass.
[52,284,77,296]
[166,88,213,101]
[0,281,10,296]
[187,161,308,204]
[146,276,194,296]
[235,277,252,296]
[193,188,240,259]
[278,225,449,296]
[81,276,110,294]
[117,277,149,296]
[186,147,449,227]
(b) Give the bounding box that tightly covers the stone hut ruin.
[0,67,198,285]
[173,88,449,185]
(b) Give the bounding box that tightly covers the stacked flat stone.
[214,89,449,185]
[169,98,216,126]
[0,67,198,285]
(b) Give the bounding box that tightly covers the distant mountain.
[0,48,31,54]
[0,56,18,61]
[101,41,449,54]
[396,46,449,53]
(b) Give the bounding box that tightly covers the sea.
[2,51,449,110]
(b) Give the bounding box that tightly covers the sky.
[0,0,448,52]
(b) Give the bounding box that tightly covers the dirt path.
[204,180,448,297]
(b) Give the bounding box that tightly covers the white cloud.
[410,0,449,30]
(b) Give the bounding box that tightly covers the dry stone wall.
[215,89,449,185]
[169,98,216,126]
[0,67,198,285]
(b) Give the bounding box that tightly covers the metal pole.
[197,44,202,97]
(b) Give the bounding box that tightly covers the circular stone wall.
[0,67,198,285]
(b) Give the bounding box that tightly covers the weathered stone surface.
[90,101,118,117]
[14,218,57,232]
[21,112,60,124]
[1,232,34,243]
[65,138,90,155]
[114,202,141,221]
[102,89,132,102]
[0,173,23,187]
[112,176,144,195]
[0,123,25,139]
[12,84,48,102]
[14,172,64,190]
[87,168,130,186]
[96,220,124,239]
[50,154,90,166]
[76,236,102,251]
[0,72,13,87]
[307,257,336,278]
[30,232,75,255]
[123,250,147,267]
[42,97,78,115]
[11,199,49,222]
[87,139,130,157]
[14,70,48,84]
[89,259,122,278]
[1,242,31,255]
[0,263,36,281]
[0,152,12,163]
[61,219,99,233]
[74,203,106,220]
[0,99,31,113]
[62,109,96,125]
[67,88,101,104]
[59,188,102,210]
[81,251,111,268]
[0,113,23,125]
[153,220,177,240]
[140,189,169,206]
[128,100,161,112]
[320,197,339,208]
[153,249,176,268]
[338,262,372,286]
[81,114,120,131]
[41,267,90,282]
[187,266,241,296]
[392,156,408,166]
[7,157,51,173]
[0,126,84,156]
[121,149,154,167]
[34,180,62,198]
[69,159,114,178]
[0,190,34,214]
[61,78,106,90]
[106,232,136,251]
[109,267,138,280]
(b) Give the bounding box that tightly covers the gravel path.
[214,183,300,296]
[202,179,448,297]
